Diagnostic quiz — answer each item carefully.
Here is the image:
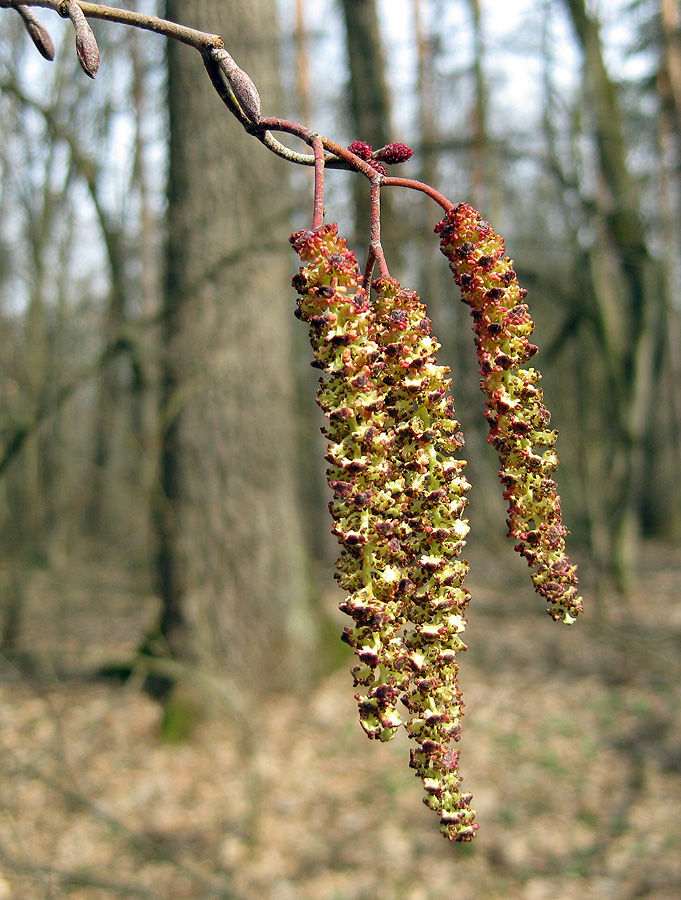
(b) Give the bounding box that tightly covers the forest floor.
[1,539,680,900]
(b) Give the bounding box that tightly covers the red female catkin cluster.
[291,225,477,840]
[436,203,582,624]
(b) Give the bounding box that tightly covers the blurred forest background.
[0,0,680,898]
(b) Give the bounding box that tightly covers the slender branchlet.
[311,137,325,230]
[0,2,428,185]
[362,179,390,289]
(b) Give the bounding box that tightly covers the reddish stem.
[256,117,380,180]
[255,120,455,218]
[375,247,390,278]
[362,179,390,290]
[362,247,377,290]
[383,176,454,212]
[311,136,325,230]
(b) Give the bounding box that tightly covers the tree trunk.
[157,0,312,692]
[339,0,397,254]
[467,0,496,215]
[562,0,665,590]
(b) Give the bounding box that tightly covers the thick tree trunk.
[157,0,311,690]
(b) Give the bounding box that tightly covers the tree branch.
[0,0,450,216]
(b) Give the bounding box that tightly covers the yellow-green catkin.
[291,224,412,741]
[372,277,477,840]
[437,203,583,624]
[291,228,477,840]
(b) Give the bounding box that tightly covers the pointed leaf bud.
[59,1,99,78]
[212,49,261,124]
[16,6,55,61]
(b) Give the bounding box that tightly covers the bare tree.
[559,0,666,589]
[154,0,313,693]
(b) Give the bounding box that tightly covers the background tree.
[155,0,313,693]
[547,0,668,590]
[340,0,399,257]
[0,12,163,652]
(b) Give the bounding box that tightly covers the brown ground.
[1,540,680,900]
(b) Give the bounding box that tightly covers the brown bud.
[16,6,55,61]
[75,26,100,79]
[60,1,99,77]
[212,49,261,123]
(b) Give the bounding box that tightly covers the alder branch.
[0,0,459,296]
[0,0,450,208]
[2,0,222,49]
